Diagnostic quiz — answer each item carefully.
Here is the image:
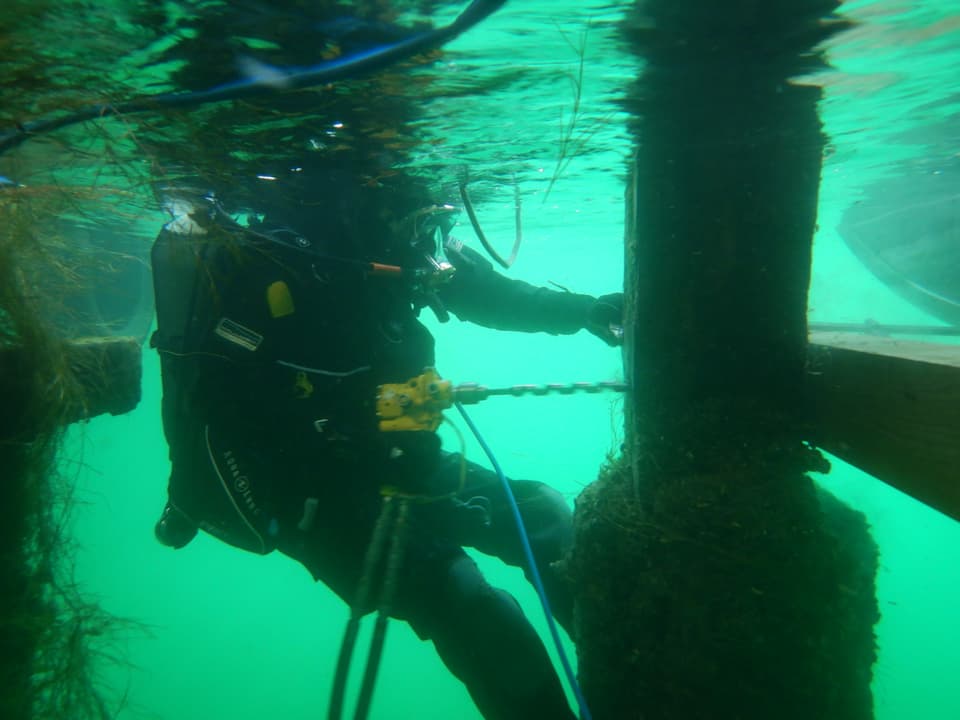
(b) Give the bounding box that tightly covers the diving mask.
[409,203,458,267]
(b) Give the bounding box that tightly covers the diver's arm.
[440,242,622,344]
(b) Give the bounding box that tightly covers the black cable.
[354,498,411,720]
[458,180,523,269]
[328,496,396,720]
[328,618,361,720]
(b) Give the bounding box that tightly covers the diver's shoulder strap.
[151,206,272,357]
[151,227,218,355]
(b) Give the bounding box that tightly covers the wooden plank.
[63,336,142,420]
[0,336,142,428]
[811,331,960,366]
[807,333,960,522]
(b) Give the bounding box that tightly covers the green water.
[3,0,958,718]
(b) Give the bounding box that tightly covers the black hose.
[328,616,362,720]
[353,498,411,720]
[458,180,522,270]
[353,616,390,720]
[328,496,396,720]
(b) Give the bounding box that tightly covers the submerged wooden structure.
[2,2,957,718]
[0,97,154,715]
[0,320,141,720]
[569,1,958,719]
[808,333,960,522]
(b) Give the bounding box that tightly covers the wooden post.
[568,3,878,719]
[0,334,140,720]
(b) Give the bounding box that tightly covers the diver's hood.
[158,175,446,270]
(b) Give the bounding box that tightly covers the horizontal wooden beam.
[807,332,960,522]
[0,336,141,430]
[64,336,142,420]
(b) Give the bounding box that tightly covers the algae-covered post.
[0,194,144,719]
[569,2,880,718]
[0,333,138,720]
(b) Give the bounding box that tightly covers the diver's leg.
[280,496,575,720]
[397,551,576,720]
[426,455,576,634]
[267,450,573,719]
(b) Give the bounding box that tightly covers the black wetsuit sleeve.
[439,242,594,334]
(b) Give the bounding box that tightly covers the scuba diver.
[1,0,614,714]
[150,168,622,720]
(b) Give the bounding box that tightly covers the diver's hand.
[586,293,624,346]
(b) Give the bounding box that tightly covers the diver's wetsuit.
[151,204,594,720]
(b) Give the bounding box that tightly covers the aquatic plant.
[0,179,142,720]
[544,22,606,202]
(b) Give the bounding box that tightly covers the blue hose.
[0,0,507,156]
[454,402,593,720]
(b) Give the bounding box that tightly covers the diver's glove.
[586,293,625,346]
